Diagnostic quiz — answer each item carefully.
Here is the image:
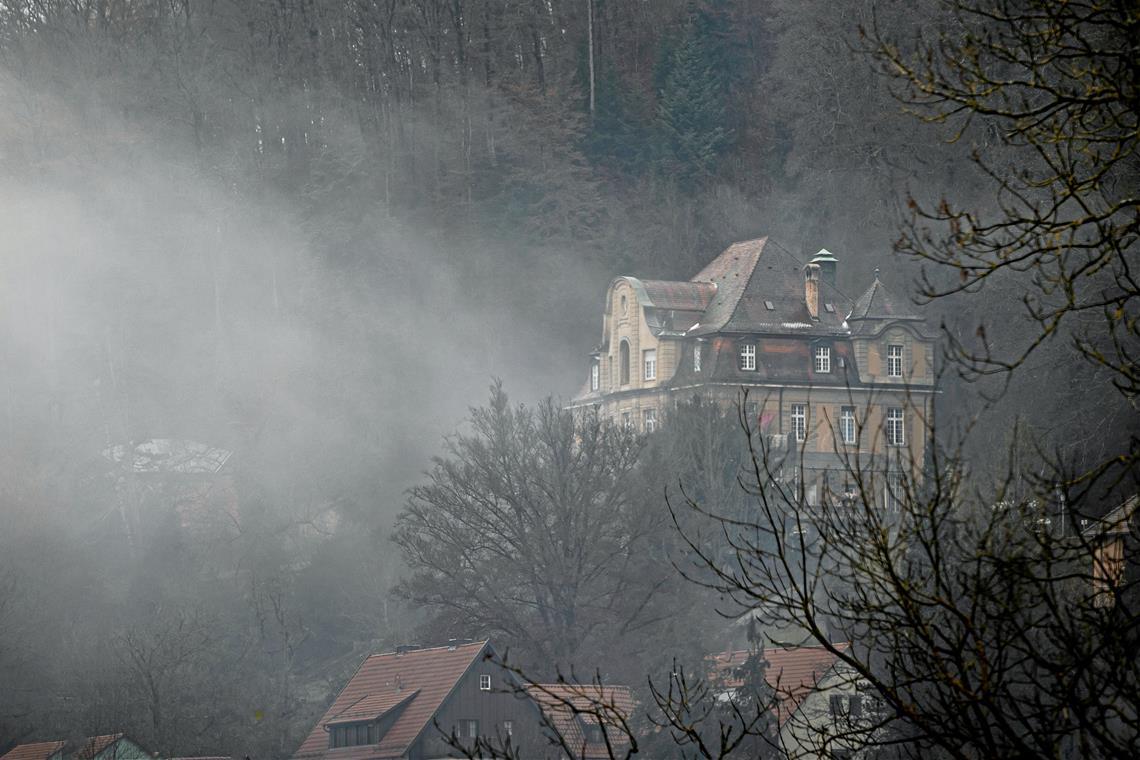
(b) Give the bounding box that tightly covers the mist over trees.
[0,0,1135,758]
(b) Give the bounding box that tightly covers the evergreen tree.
[653,1,741,186]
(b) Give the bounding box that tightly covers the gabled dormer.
[847,271,936,385]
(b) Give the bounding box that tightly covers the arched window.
[619,340,631,385]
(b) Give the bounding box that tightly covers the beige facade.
[573,238,938,506]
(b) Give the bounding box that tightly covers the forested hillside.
[1,1,1132,756]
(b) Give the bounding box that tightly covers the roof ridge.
[369,639,489,658]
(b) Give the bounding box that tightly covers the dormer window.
[740,343,756,371]
[329,720,380,748]
[887,344,904,378]
[814,346,831,374]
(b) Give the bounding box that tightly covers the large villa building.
[571,236,937,507]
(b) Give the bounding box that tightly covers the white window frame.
[479,674,491,691]
[590,361,599,391]
[503,720,513,737]
[885,472,903,512]
[840,406,856,445]
[814,345,831,374]
[887,344,904,378]
[643,348,657,381]
[740,343,756,371]
[457,719,479,739]
[791,404,807,443]
[644,408,657,433]
[693,343,702,372]
[886,407,905,446]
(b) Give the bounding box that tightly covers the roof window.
[764,300,775,310]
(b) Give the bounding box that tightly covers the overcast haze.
[1,1,1136,758]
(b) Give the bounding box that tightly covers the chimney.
[811,249,839,288]
[804,263,821,320]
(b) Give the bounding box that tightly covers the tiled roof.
[684,239,852,337]
[711,644,848,725]
[329,690,419,725]
[689,238,769,334]
[292,641,490,760]
[527,684,635,760]
[0,742,66,760]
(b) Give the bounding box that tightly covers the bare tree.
[394,381,672,671]
[863,0,1139,495]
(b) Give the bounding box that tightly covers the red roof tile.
[711,644,847,725]
[0,742,66,760]
[292,641,490,760]
[329,690,419,725]
[527,684,636,760]
[690,238,769,334]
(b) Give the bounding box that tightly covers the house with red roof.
[0,735,154,760]
[0,742,67,760]
[572,237,937,505]
[291,640,536,758]
[292,640,637,760]
[711,644,879,759]
[525,685,636,760]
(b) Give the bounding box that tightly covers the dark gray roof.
[847,275,922,323]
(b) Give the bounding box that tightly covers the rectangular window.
[791,404,807,443]
[590,362,599,391]
[886,407,905,446]
[621,411,631,429]
[644,408,657,433]
[740,343,756,371]
[885,472,903,512]
[644,349,657,380]
[887,344,904,378]
[503,721,513,737]
[840,407,856,445]
[814,346,831,373]
[457,719,479,739]
[693,343,701,372]
[329,722,376,748]
[479,674,491,691]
